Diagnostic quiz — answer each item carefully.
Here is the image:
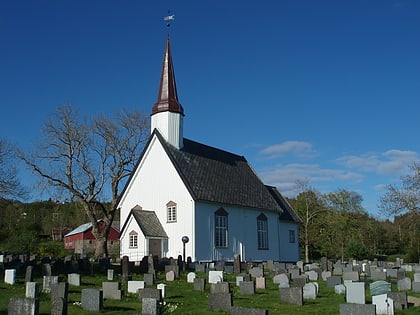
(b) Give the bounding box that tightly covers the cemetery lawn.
[1,271,420,314]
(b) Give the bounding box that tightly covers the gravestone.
[8,298,39,315]
[165,264,179,278]
[25,266,34,283]
[210,281,230,294]
[279,287,303,306]
[81,288,103,311]
[208,292,232,312]
[187,272,196,283]
[346,282,365,304]
[339,304,376,315]
[414,273,420,282]
[138,288,162,301]
[157,283,166,298]
[51,282,68,305]
[107,269,114,281]
[273,273,289,285]
[305,270,318,281]
[102,282,122,300]
[234,254,241,274]
[68,273,81,286]
[397,270,406,281]
[256,276,266,289]
[343,271,359,281]
[43,276,58,292]
[369,280,391,296]
[5,269,16,285]
[26,282,39,299]
[236,276,244,286]
[412,282,420,293]
[249,267,263,278]
[224,265,234,274]
[128,280,144,294]
[335,284,346,294]
[372,293,394,315]
[371,270,386,281]
[289,268,301,279]
[142,297,160,315]
[144,273,155,286]
[208,270,223,284]
[386,268,398,278]
[240,281,255,295]
[195,263,205,273]
[292,276,307,287]
[327,276,342,288]
[51,297,66,315]
[121,256,130,282]
[147,255,155,275]
[321,271,331,281]
[333,267,343,275]
[303,282,317,300]
[296,261,304,272]
[166,270,175,281]
[397,277,411,291]
[230,306,268,315]
[387,292,407,310]
[193,278,205,291]
[42,263,52,277]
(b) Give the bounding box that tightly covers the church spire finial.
[151,36,184,116]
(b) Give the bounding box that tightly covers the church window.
[129,230,138,248]
[289,230,296,243]
[257,213,269,250]
[166,201,177,222]
[215,208,228,248]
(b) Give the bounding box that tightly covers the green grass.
[1,269,419,314]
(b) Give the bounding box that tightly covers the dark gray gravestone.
[121,256,130,282]
[51,282,68,304]
[138,288,162,301]
[413,282,420,293]
[81,288,103,311]
[230,306,268,315]
[339,304,375,315]
[164,264,179,278]
[141,297,160,315]
[234,254,241,274]
[42,276,58,292]
[195,263,205,273]
[8,297,39,315]
[292,276,307,287]
[42,263,52,277]
[279,287,303,306]
[25,266,34,283]
[327,276,342,288]
[51,297,66,315]
[397,277,411,291]
[147,255,155,275]
[194,278,205,292]
[208,293,232,312]
[387,292,407,310]
[249,267,263,278]
[210,281,230,293]
[239,281,255,295]
[370,271,386,281]
[144,273,155,286]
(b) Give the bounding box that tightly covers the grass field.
[1,268,419,314]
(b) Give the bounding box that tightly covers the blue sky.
[1,1,419,218]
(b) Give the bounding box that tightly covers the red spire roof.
[151,37,184,116]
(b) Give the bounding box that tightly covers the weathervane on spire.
[164,11,175,28]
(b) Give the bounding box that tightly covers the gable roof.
[121,208,168,238]
[153,130,283,213]
[266,185,302,223]
[64,219,120,237]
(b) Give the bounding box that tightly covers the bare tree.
[21,104,149,257]
[380,162,420,217]
[294,179,327,263]
[0,139,26,199]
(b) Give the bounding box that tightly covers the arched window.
[257,213,268,250]
[166,201,177,223]
[129,230,138,248]
[215,208,228,248]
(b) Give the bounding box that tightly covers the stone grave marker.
[292,276,307,287]
[369,280,391,296]
[339,303,376,315]
[335,284,346,294]
[249,267,263,278]
[289,268,301,279]
[230,306,268,315]
[142,297,160,315]
[386,268,398,278]
[208,270,223,284]
[157,283,166,298]
[121,256,131,282]
[414,273,420,282]
[234,254,241,274]
[303,282,317,300]
[51,282,68,304]
[25,266,34,283]
[321,271,331,281]
[128,280,144,294]
[51,297,66,315]
[193,278,205,291]
[8,297,39,315]
[81,288,103,311]
[42,263,52,277]
[147,255,155,275]
[43,276,58,292]
[195,263,205,273]
[210,281,230,294]
[256,276,266,289]
[138,288,162,301]
[372,293,394,315]
[165,264,179,278]
[370,270,386,281]
[333,267,343,276]
[412,282,420,293]
[345,282,365,304]
[26,282,39,299]
[240,281,255,295]
[397,277,411,291]
[279,287,303,306]
[397,270,406,281]
[305,270,318,281]
[187,272,196,283]
[236,275,244,286]
[387,292,407,310]
[273,273,289,285]
[327,275,342,288]
[343,271,359,281]
[102,282,122,300]
[208,292,232,312]
[107,269,114,281]
[68,273,81,286]
[144,273,155,286]
[5,269,16,285]
[166,270,175,281]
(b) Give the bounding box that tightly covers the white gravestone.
[4,269,16,285]
[208,270,224,284]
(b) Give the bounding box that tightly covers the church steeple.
[151,36,184,149]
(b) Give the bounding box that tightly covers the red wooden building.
[64,220,120,256]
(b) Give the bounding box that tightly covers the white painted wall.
[151,112,183,149]
[119,135,194,261]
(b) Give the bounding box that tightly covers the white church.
[118,37,301,263]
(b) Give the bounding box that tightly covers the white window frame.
[129,231,138,248]
[167,201,177,223]
[257,213,269,250]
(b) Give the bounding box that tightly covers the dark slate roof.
[131,209,168,238]
[266,185,302,223]
[155,130,283,213]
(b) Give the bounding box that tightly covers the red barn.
[64,220,120,256]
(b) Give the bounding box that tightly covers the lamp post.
[182,236,189,271]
